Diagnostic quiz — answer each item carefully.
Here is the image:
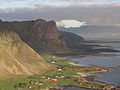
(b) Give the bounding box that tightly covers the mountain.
[60,31,93,53]
[60,31,86,49]
[0,20,52,80]
[59,25,120,41]
[7,19,70,54]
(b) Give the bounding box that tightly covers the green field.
[0,55,117,90]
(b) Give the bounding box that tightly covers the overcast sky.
[0,0,120,26]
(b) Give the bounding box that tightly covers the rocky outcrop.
[7,19,70,54]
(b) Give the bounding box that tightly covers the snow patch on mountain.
[57,20,87,28]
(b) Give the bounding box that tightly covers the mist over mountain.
[59,25,120,41]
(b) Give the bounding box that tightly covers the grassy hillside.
[0,20,52,80]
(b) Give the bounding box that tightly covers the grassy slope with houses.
[0,54,119,90]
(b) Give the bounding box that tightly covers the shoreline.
[1,53,120,90]
[67,59,120,89]
[43,52,120,90]
[66,53,119,59]
[32,44,120,89]
[45,59,120,90]
[68,58,120,69]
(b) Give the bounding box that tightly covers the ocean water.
[93,68,120,86]
[70,43,120,86]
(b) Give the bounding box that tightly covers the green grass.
[0,54,116,90]
[0,76,29,90]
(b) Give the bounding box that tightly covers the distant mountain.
[59,25,120,41]
[60,31,93,53]
[7,19,71,54]
[60,31,86,49]
[0,20,52,80]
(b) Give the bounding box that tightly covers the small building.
[52,56,56,59]
[51,79,58,82]
[58,69,62,71]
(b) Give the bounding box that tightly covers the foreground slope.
[0,20,51,80]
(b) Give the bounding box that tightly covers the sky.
[0,0,120,26]
[0,0,120,39]
[0,0,120,8]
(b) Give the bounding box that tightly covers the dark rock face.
[60,31,86,49]
[7,19,70,54]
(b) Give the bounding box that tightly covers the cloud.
[0,0,120,8]
[50,0,120,3]
[0,3,120,26]
[49,0,96,2]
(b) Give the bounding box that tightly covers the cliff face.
[60,31,86,49]
[60,31,91,53]
[7,19,70,54]
[0,20,52,80]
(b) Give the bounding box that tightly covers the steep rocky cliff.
[0,20,52,80]
[59,31,92,53]
[60,31,86,49]
[7,19,70,54]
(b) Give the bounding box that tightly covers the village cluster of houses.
[48,56,65,64]
[14,65,66,89]
[13,56,77,89]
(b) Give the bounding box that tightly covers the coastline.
[0,54,120,90]
[45,56,120,90]
[67,58,120,89]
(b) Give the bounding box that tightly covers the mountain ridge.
[60,31,86,49]
[7,19,71,54]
